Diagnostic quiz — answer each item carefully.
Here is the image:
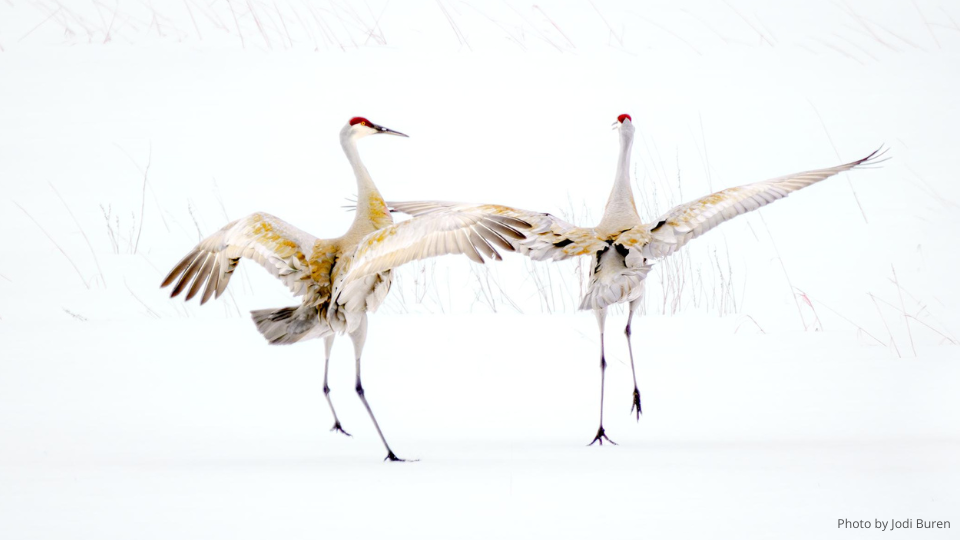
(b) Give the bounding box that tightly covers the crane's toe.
[330,421,352,437]
[588,426,617,446]
[384,451,416,462]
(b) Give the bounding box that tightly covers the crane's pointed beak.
[374,124,409,137]
[611,121,620,130]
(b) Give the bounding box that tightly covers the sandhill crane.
[161,116,532,461]
[387,114,883,445]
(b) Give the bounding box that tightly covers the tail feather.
[578,265,652,311]
[251,305,329,345]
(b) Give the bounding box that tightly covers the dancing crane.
[386,114,883,445]
[161,116,531,461]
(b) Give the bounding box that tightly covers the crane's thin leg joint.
[322,336,351,436]
[589,309,617,446]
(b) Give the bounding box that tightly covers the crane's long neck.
[341,132,392,238]
[597,126,640,235]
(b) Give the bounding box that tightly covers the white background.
[0,1,958,538]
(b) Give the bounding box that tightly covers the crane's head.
[612,113,634,138]
[345,116,408,139]
[612,113,633,129]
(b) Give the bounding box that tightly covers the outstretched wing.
[388,201,608,262]
[161,212,328,304]
[340,206,531,282]
[639,148,886,258]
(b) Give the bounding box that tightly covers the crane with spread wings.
[385,114,884,445]
[161,117,530,461]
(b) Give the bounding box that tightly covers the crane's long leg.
[349,314,407,462]
[323,335,351,436]
[589,307,616,446]
[626,298,642,421]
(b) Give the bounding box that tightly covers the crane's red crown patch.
[617,114,632,123]
[349,117,370,126]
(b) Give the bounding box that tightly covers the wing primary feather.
[452,229,483,264]
[455,229,484,264]
[186,254,215,301]
[477,223,515,252]
[171,252,206,297]
[216,257,239,298]
[494,215,531,230]
[468,229,498,260]
[485,220,526,241]
[201,257,220,305]
[162,250,200,288]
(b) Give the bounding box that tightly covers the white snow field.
[1,0,958,538]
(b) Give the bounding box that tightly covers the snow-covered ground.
[1,1,958,538]
[2,316,957,538]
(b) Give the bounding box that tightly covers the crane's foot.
[631,387,642,421]
[384,451,417,462]
[330,421,352,437]
[588,426,617,446]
